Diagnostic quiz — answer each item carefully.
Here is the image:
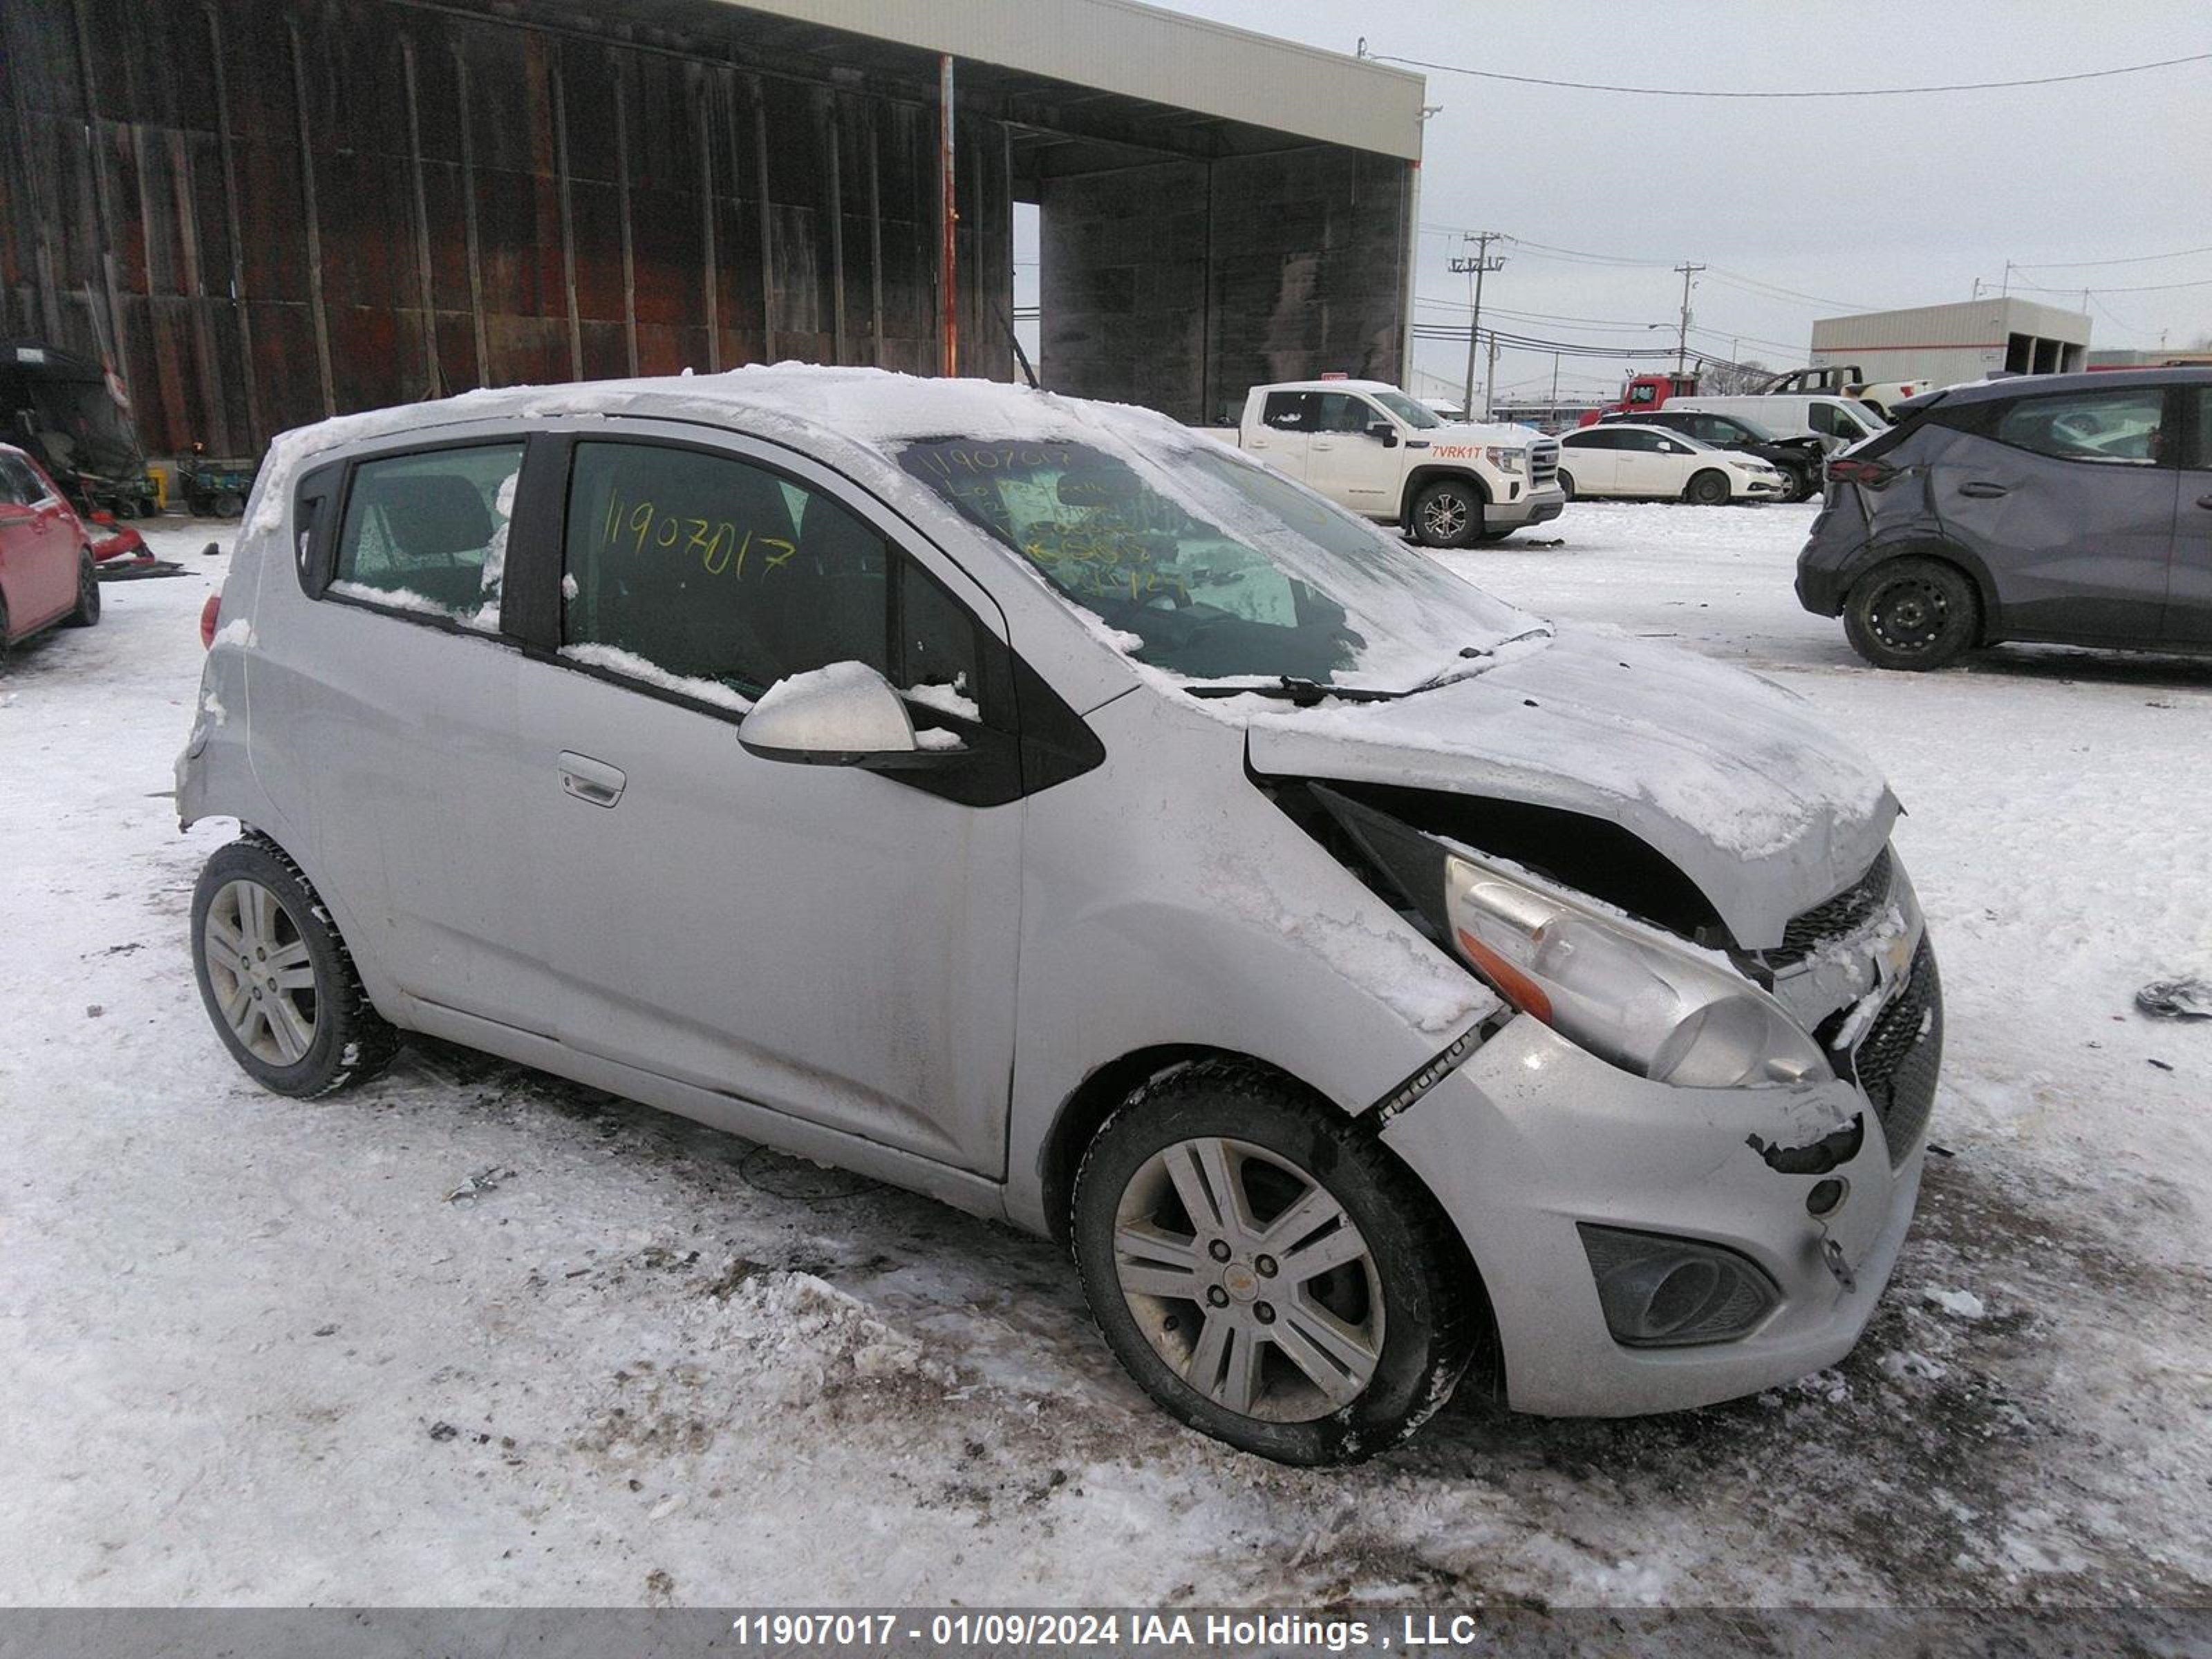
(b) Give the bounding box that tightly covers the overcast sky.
[1022,1,2212,408]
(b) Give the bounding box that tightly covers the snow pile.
[1922,1287,1987,1320]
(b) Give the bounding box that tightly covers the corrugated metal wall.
[0,0,1012,458]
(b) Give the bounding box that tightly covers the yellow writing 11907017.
[601,487,796,579]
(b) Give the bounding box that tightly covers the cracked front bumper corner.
[1381,1014,1926,1417]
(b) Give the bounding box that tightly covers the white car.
[1557,422,1788,503]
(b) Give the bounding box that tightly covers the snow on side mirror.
[738,662,957,770]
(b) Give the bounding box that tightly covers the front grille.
[1528,440,1559,490]
[1853,937,1942,1167]
[1763,847,1893,971]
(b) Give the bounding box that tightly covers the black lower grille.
[1765,847,1893,970]
[1854,937,1942,1167]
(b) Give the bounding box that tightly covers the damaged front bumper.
[1380,873,1936,1418]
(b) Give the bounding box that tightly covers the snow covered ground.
[2,504,2208,1609]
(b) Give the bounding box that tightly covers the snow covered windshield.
[897,435,1533,691]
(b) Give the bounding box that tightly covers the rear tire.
[1843,556,1980,671]
[191,836,402,1097]
[1409,480,1483,549]
[1686,468,1732,505]
[66,547,100,626]
[1071,1060,1480,1465]
[212,489,245,519]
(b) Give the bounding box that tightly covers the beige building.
[1810,298,2090,386]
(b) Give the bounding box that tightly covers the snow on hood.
[1241,627,1897,948]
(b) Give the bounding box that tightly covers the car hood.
[1239,627,1897,948]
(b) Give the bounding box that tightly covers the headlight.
[1483,447,1526,474]
[1444,854,1830,1088]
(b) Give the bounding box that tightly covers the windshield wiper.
[1186,677,1403,706]
[1409,624,1556,694]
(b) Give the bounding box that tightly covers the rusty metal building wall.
[0,0,1013,458]
[1039,147,1412,426]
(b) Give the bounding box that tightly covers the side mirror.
[1367,422,1400,448]
[739,662,960,769]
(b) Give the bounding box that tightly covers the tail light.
[1826,456,1897,489]
[200,593,220,649]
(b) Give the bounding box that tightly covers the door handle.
[557,750,626,807]
[1958,481,2009,498]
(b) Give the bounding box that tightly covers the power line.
[1362,47,2212,98]
[2009,272,2212,295]
[2012,243,2212,270]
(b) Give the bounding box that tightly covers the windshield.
[1724,415,1780,442]
[1368,391,1441,430]
[897,434,1530,691]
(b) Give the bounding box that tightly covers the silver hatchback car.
[180,368,1941,1464]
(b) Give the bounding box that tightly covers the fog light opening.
[1577,1224,1782,1349]
[1806,1177,1848,1217]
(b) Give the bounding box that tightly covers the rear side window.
[1993,389,2167,465]
[1260,393,1313,432]
[331,444,524,630]
[0,453,41,505]
[560,440,988,720]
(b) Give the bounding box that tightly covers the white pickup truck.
[1207,379,1566,547]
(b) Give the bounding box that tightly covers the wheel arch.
[1038,1044,1314,1250]
[1845,539,2001,644]
[1041,1042,1505,1398]
[1398,465,1491,525]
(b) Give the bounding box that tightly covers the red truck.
[1576,371,1702,427]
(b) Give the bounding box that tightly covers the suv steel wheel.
[1844,557,1980,671]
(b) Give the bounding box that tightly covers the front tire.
[1556,470,1577,502]
[1410,480,1483,549]
[66,547,100,626]
[1071,1060,1479,1465]
[1842,556,1980,671]
[191,836,402,1097]
[1686,468,1732,505]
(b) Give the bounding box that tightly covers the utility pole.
[1672,262,1704,376]
[2000,260,2014,297]
[1450,232,1505,417]
[1549,350,1560,418]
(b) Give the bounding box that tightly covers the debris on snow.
[445,1168,507,1202]
[2135,977,2212,1020]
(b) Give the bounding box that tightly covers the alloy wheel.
[1112,1136,1385,1422]
[1419,492,1470,542]
[202,879,320,1065]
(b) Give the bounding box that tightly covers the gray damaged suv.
[1798,366,2212,668]
[180,368,1940,1463]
